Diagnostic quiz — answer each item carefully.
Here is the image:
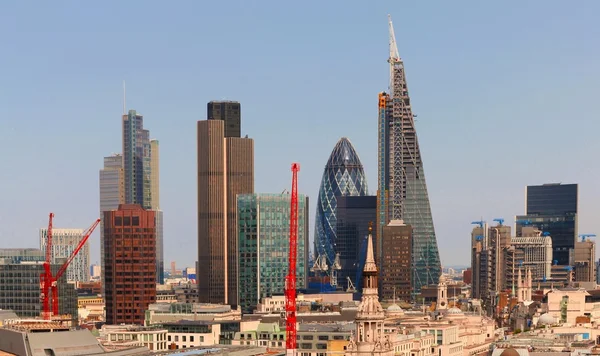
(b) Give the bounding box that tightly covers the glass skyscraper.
[237,193,309,313]
[516,183,578,265]
[314,137,368,266]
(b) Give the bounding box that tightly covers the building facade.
[150,139,160,210]
[380,220,412,302]
[122,109,151,208]
[516,183,578,265]
[335,196,376,292]
[376,19,441,297]
[40,228,88,282]
[99,154,124,293]
[314,137,369,268]
[574,238,596,283]
[0,249,77,320]
[207,100,241,138]
[103,204,157,325]
[237,193,309,313]
[198,101,253,305]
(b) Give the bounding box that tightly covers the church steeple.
[346,223,393,356]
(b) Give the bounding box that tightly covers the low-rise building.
[100,324,168,352]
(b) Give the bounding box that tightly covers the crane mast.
[285,163,300,354]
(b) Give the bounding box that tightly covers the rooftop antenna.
[123,80,126,115]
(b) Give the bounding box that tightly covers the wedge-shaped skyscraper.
[377,16,441,296]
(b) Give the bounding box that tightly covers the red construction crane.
[285,163,299,354]
[40,215,100,319]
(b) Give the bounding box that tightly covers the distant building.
[103,204,156,325]
[335,195,376,292]
[516,183,578,265]
[237,193,309,313]
[380,220,412,303]
[574,238,596,283]
[99,154,124,294]
[197,101,253,305]
[40,228,88,282]
[0,249,77,320]
[90,264,101,279]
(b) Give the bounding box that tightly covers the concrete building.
[380,220,412,302]
[510,227,553,280]
[144,303,242,326]
[103,204,156,325]
[39,228,88,282]
[0,249,77,320]
[0,321,151,356]
[207,100,241,138]
[237,193,309,313]
[99,153,125,294]
[574,237,596,283]
[100,324,168,352]
[90,263,101,279]
[197,101,254,306]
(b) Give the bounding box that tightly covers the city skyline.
[0,2,599,269]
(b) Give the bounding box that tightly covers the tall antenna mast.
[123,80,126,115]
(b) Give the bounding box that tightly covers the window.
[190,336,194,342]
[183,336,186,342]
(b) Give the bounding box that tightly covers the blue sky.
[0,1,598,269]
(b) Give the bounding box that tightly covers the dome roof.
[326,137,363,168]
[439,274,446,284]
[386,303,403,315]
[499,348,520,356]
[447,307,463,314]
[538,313,555,325]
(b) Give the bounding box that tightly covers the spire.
[364,222,377,273]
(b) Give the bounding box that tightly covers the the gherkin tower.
[377,15,441,298]
[314,137,369,266]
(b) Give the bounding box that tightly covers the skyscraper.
[377,16,441,296]
[103,204,156,325]
[516,183,578,265]
[314,137,368,268]
[39,228,89,282]
[380,220,412,302]
[121,110,163,284]
[237,193,309,313]
[335,195,376,292]
[122,109,151,208]
[207,101,241,138]
[197,101,253,305]
[99,154,124,293]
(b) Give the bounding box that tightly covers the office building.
[510,226,553,281]
[470,222,487,299]
[197,101,253,305]
[150,139,160,210]
[99,154,124,293]
[0,249,77,320]
[90,264,101,279]
[377,19,441,297]
[574,237,596,283]
[314,137,368,268]
[39,228,88,282]
[516,183,578,265]
[380,220,412,302]
[103,204,156,325]
[122,109,151,208]
[237,193,309,313]
[207,100,241,138]
[335,195,376,292]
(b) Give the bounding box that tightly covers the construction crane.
[493,218,504,226]
[285,163,299,355]
[40,214,100,319]
[579,234,597,242]
[471,220,485,229]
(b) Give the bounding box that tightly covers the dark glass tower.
[516,183,578,265]
[377,16,441,297]
[314,138,368,266]
[335,196,376,292]
[208,101,241,138]
[122,110,151,209]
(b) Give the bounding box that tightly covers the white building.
[100,325,168,352]
[511,232,553,281]
[39,228,89,282]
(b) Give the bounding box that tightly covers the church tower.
[436,274,448,310]
[346,223,394,356]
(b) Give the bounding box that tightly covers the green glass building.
[237,193,309,313]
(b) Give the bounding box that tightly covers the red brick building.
[103,204,156,325]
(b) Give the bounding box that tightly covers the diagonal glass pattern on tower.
[377,16,441,297]
[314,138,368,265]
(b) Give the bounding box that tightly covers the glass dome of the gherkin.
[314,137,368,265]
